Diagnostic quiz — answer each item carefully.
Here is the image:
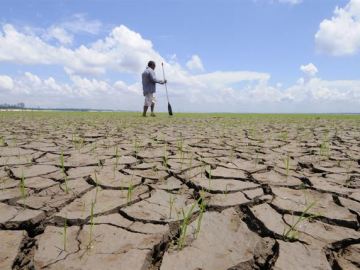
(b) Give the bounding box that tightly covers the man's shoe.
[142,113,147,117]
[150,113,156,117]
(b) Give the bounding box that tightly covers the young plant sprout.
[230,146,236,161]
[280,131,288,141]
[60,150,69,194]
[127,179,134,203]
[63,216,67,251]
[208,166,212,190]
[319,140,330,158]
[284,155,290,177]
[163,143,168,167]
[133,138,139,158]
[177,201,197,250]
[195,192,206,238]
[20,170,27,205]
[254,152,259,167]
[169,194,176,218]
[223,184,229,197]
[0,136,5,146]
[177,136,184,155]
[90,142,97,155]
[283,201,317,240]
[180,150,185,170]
[88,201,95,249]
[114,145,120,168]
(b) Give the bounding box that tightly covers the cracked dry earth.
[1,112,360,270]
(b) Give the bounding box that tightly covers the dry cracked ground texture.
[0,113,360,270]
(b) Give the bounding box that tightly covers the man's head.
[148,61,156,70]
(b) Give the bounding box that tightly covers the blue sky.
[0,0,359,112]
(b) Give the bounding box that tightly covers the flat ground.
[0,111,359,270]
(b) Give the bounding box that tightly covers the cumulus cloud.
[46,26,73,45]
[315,0,360,56]
[20,14,102,46]
[0,22,359,112]
[300,63,318,77]
[0,75,14,91]
[186,55,204,72]
[1,69,359,112]
[59,14,102,35]
[0,24,155,75]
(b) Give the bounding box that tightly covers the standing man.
[142,61,167,117]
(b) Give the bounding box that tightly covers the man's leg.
[143,94,150,116]
[143,106,148,117]
[150,94,156,116]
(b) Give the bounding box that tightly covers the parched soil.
[0,112,359,270]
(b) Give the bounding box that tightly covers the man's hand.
[162,80,167,84]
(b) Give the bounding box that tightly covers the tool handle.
[161,62,169,103]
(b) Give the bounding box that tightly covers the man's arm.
[149,70,166,84]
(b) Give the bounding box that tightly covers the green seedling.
[195,192,207,238]
[189,153,193,169]
[177,201,197,250]
[63,216,67,251]
[93,171,100,202]
[127,179,134,203]
[169,194,176,218]
[230,146,236,161]
[163,144,168,167]
[60,151,69,194]
[94,171,100,188]
[223,184,229,197]
[180,151,185,170]
[284,155,290,176]
[20,171,27,205]
[208,166,212,189]
[133,138,139,158]
[280,131,288,141]
[254,152,259,167]
[283,200,317,240]
[0,136,5,146]
[319,140,330,158]
[177,136,184,155]
[88,201,95,249]
[114,146,120,168]
[73,134,84,151]
[81,200,86,214]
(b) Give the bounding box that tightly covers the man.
[141,61,167,117]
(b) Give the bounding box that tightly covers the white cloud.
[0,22,359,112]
[1,69,359,112]
[0,23,164,76]
[46,26,73,45]
[60,14,102,35]
[194,71,269,84]
[0,75,14,91]
[186,55,204,72]
[300,63,318,77]
[315,0,360,56]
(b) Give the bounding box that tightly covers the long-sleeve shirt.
[142,67,162,96]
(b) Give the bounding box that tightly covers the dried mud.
[0,112,359,270]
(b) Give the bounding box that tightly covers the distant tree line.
[0,102,25,109]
